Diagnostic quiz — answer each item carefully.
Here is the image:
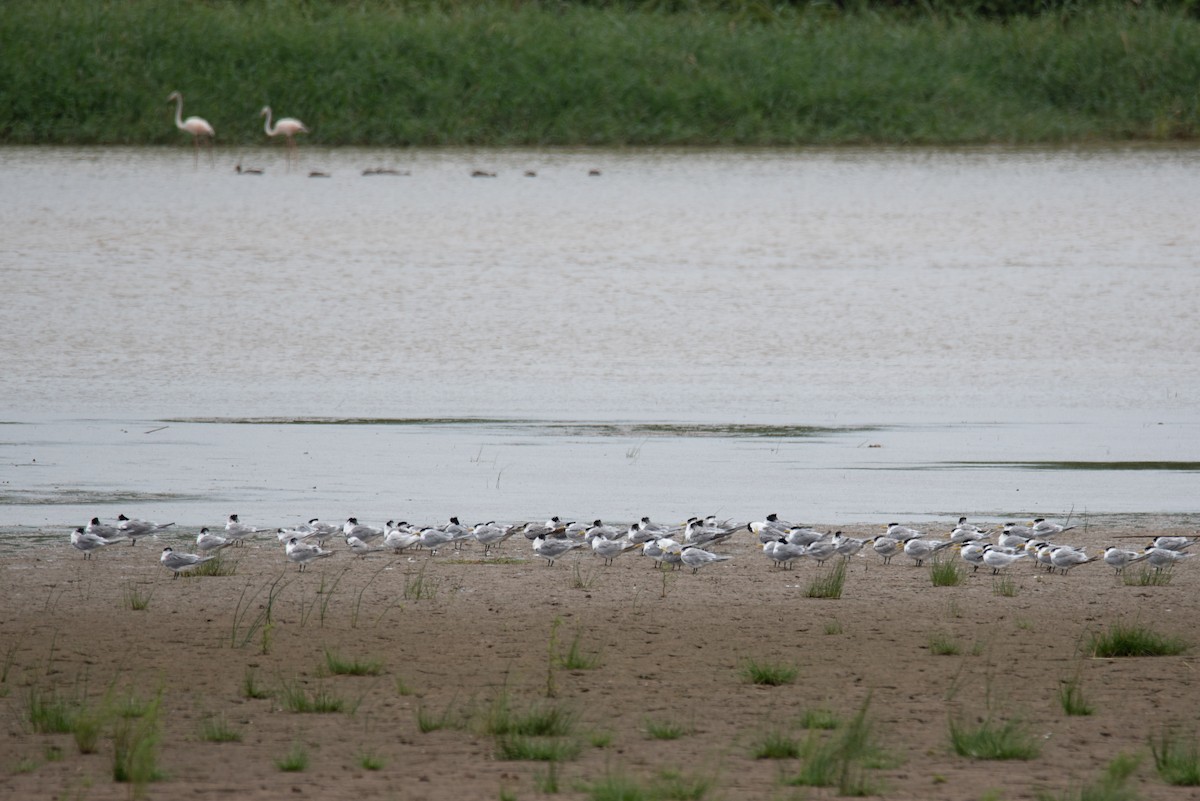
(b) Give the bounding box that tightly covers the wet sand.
[2,525,1198,800]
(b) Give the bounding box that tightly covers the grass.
[356,749,385,770]
[948,717,1041,760]
[824,619,844,635]
[557,629,602,671]
[495,735,582,762]
[993,575,1019,597]
[403,564,439,601]
[929,633,961,656]
[1123,566,1174,586]
[122,582,154,610]
[1058,676,1094,716]
[276,743,308,772]
[799,708,841,730]
[416,699,468,733]
[930,558,966,587]
[186,555,237,577]
[111,691,163,793]
[783,695,889,795]
[1038,753,1141,801]
[645,718,691,740]
[1150,730,1200,785]
[806,561,847,600]
[323,650,384,677]
[279,680,347,714]
[26,686,78,733]
[485,692,577,738]
[242,667,271,699]
[584,770,714,801]
[1088,622,1189,657]
[752,729,803,759]
[199,714,243,743]
[741,658,798,686]
[5,2,1200,147]
[570,562,602,590]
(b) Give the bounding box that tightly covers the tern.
[196,528,236,553]
[981,545,1027,574]
[870,536,902,565]
[1103,546,1148,575]
[71,528,115,559]
[160,547,214,578]
[85,517,124,543]
[1049,546,1098,575]
[533,535,581,566]
[680,546,732,574]
[344,518,385,543]
[903,538,953,567]
[285,537,334,572]
[1143,546,1194,572]
[590,534,638,566]
[1150,536,1197,552]
[117,514,174,545]
[1032,518,1076,537]
[225,514,265,545]
[885,523,923,542]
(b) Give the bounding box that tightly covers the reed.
[4,2,1199,146]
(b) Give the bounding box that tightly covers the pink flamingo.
[261,106,308,169]
[167,91,215,165]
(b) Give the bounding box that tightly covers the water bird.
[71,528,114,559]
[260,106,308,167]
[871,536,902,565]
[533,534,581,566]
[235,164,263,175]
[196,528,236,553]
[160,547,214,578]
[85,517,123,542]
[286,537,334,571]
[1032,518,1076,537]
[117,514,174,545]
[167,91,214,163]
[981,544,1028,574]
[1048,546,1098,575]
[680,546,732,574]
[1150,536,1197,551]
[1103,546,1148,575]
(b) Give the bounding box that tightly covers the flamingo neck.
[262,108,274,137]
[173,95,185,131]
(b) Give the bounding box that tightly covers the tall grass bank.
[2,1,1199,145]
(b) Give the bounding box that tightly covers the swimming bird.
[117,514,174,545]
[196,528,236,553]
[261,106,308,167]
[533,534,581,566]
[1103,546,1148,575]
[680,546,732,574]
[167,91,214,163]
[71,528,114,559]
[285,537,334,572]
[160,547,214,578]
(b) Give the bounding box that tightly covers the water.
[2,145,1199,543]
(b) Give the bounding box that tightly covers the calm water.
[2,145,1199,544]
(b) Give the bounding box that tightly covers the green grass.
[1150,730,1200,786]
[993,575,1019,597]
[122,582,154,611]
[186,555,238,577]
[495,735,581,762]
[949,717,1041,760]
[485,693,577,738]
[25,686,78,733]
[1088,623,1189,657]
[356,749,385,770]
[583,770,714,801]
[557,629,602,671]
[645,718,691,740]
[403,565,439,601]
[323,650,384,677]
[798,708,841,730]
[1123,566,1174,586]
[8,1,1199,147]
[111,691,164,791]
[199,715,243,743]
[1058,676,1094,716]
[242,668,271,699]
[416,699,467,733]
[806,561,847,600]
[752,729,803,759]
[740,659,798,686]
[930,558,966,587]
[929,633,961,656]
[279,680,347,714]
[1038,753,1141,801]
[824,619,844,635]
[276,743,309,772]
[783,695,889,795]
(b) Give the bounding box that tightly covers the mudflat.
[2,525,1197,800]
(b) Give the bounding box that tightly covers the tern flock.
[64,511,1197,580]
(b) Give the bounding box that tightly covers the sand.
[2,524,1198,800]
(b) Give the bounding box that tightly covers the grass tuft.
[276,743,308,772]
[1088,623,1188,658]
[1058,676,1094,716]
[199,714,243,743]
[784,695,888,795]
[495,735,581,762]
[806,561,847,599]
[930,558,966,587]
[1123,566,1173,586]
[929,633,961,656]
[279,680,346,713]
[557,629,602,671]
[741,658,798,686]
[323,649,384,676]
[992,575,1019,597]
[357,749,385,770]
[122,582,154,610]
[1038,753,1141,801]
[645,718,691,741]
[25,686,78,733]
[753,729,803,759]
[949,717,1041,760]
[186,555,237,577]
[1150,730,1200,786]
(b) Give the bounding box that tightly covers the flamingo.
[260,106,308,168]
[167,91,215,165]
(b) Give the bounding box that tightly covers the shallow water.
[2,146,1199,540]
